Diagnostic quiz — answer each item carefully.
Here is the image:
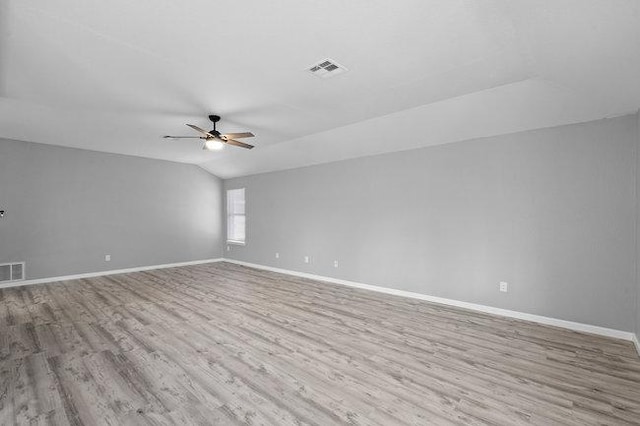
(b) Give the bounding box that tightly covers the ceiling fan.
[163,115,254,150]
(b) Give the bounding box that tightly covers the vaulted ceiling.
[1,0,639,178]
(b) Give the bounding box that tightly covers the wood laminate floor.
[1,262,640,425]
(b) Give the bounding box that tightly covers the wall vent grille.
[307,58,348,78]
[0,262,25,283]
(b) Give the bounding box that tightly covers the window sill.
[226,240,246,246]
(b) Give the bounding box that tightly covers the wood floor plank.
[1,261,639,425]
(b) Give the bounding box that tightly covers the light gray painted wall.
[0,138,223,279]
[225,115,638,332]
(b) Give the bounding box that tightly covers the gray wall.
[225,115,638,332]
[637,111,640,338]
[0,138,224,279]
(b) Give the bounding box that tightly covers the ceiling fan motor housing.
[208,115,222,136]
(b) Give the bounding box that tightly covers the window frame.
[226,188,246,245]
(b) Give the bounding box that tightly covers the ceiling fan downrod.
[208,115,221,133]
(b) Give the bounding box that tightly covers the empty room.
[2,0,640,424]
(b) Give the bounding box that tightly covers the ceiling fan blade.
[162,135,203,139]
[186,124,214,137]
[221,132,254,139]
[225,139,254,149]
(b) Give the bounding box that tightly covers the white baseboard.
[222,258,638,346]
[0,258,224,289]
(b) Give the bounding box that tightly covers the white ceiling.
[1,0,639,178]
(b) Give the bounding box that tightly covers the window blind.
[227,188,246,244]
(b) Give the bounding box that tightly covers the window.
[227,188,246,244]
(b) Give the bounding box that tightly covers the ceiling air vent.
[0,262,25,284]
[307,58,348,79]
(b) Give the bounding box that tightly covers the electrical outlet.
[105,255,111,262]
[499,281,508,292]
[304,256,310,264]
[275,252,280,259]
[334,260,339,268]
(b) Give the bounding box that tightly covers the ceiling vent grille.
[0,262,25,284]
[307,58,348,79]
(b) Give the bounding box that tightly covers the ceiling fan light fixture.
[204,139,225,151]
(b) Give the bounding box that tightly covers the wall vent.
[0,262,25,284]
[307,58,348,79]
